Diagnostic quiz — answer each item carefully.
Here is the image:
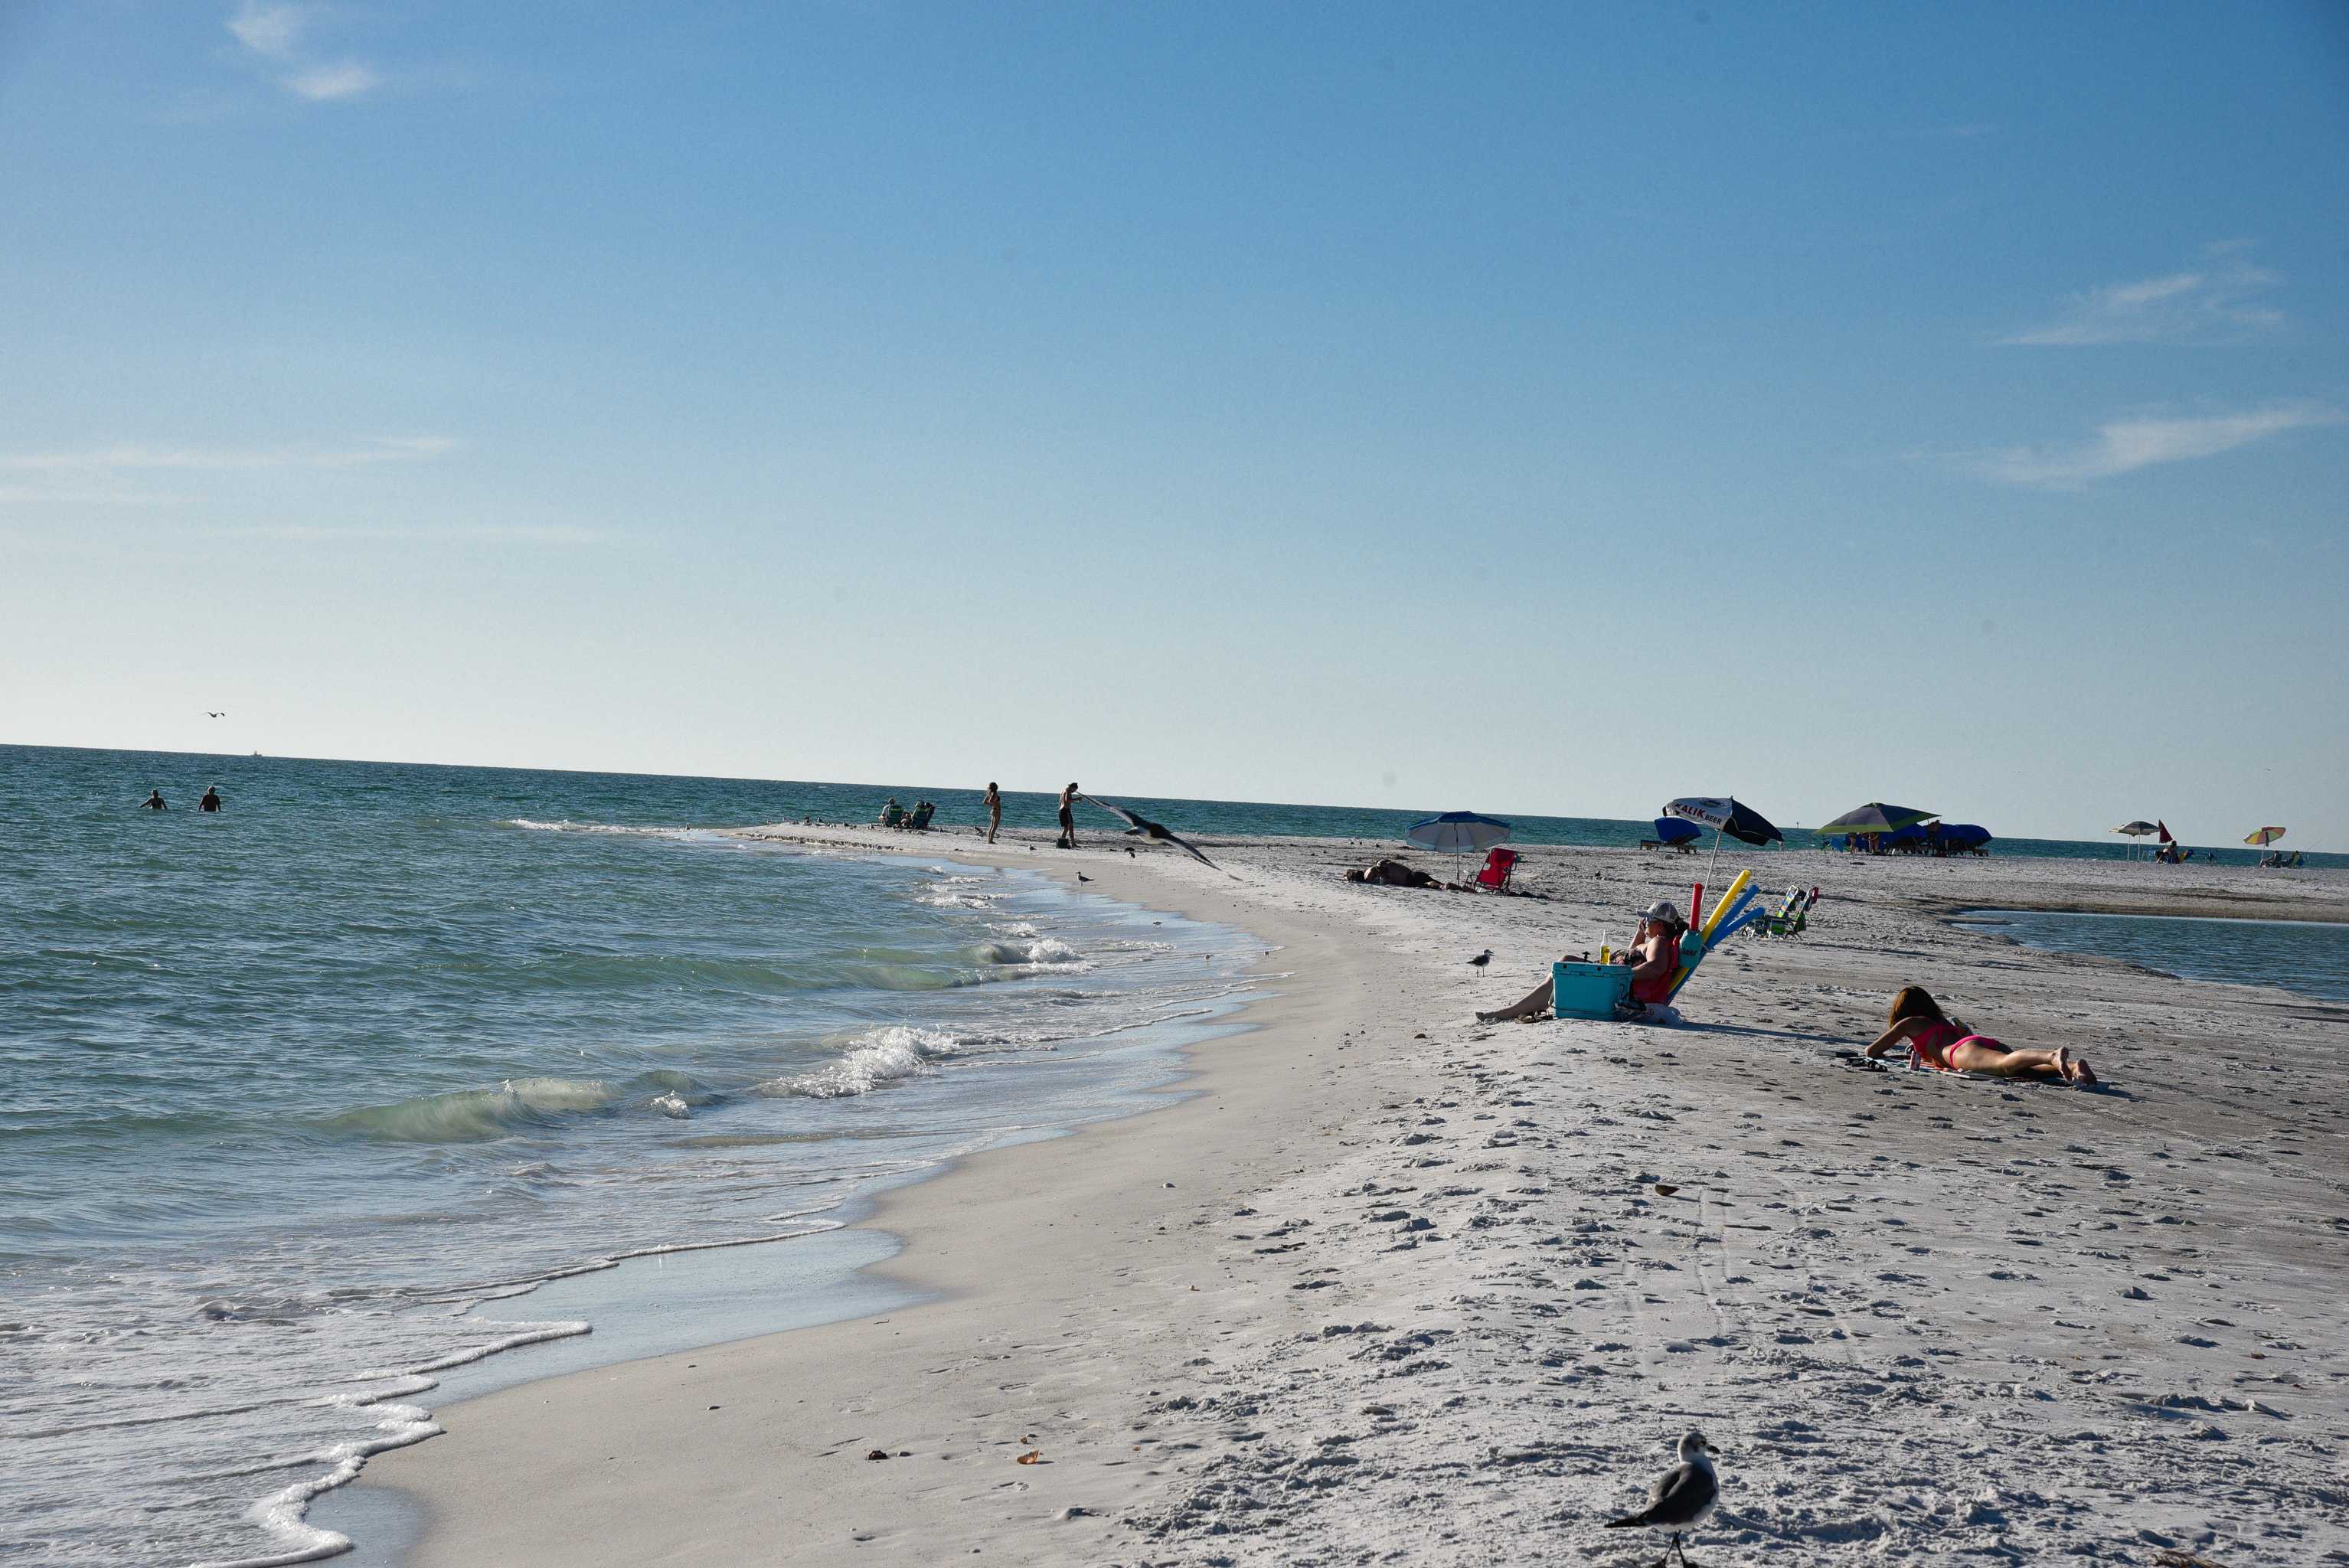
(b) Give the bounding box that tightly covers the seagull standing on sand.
[1605,1430,1720,1567]
[1468,949,1492,969]
[1081,795,1222,871]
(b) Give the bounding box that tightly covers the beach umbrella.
[2115,819,2161,860]
[1821,802,1939,837]
[1406,810,1511,880]
[1651,816,1703,846]
[2245,826,2286,850]
[1661,796,1785,882]
[1940,824,1992,850]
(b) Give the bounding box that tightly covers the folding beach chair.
[1760,887,1816,936]
[1472,848,1520,892]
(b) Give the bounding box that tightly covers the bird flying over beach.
[206,711,225,718]
[1606,1430,1719,1567]
[1081,796,1220,871]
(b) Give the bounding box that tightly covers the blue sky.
[4,2,2344,845]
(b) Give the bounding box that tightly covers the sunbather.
[1345,858,1442,889]
[1475,900,1686,1024]
[1864,986,2096,1084]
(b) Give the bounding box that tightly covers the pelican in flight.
[1082,796,1220,871]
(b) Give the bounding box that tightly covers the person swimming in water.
[141,790,167,811]
[1864,985,2096,1084]
[199,786,223,812]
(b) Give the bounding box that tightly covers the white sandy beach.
[364,828,2349,1566]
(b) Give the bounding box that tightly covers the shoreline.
[359,831,2349,1566]
[358,825,1410,1565]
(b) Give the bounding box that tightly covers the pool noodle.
[1697,869,1751,944]
[1669,868,1751,998]
[1711,908,1766,943]
[1710,884,1759,936]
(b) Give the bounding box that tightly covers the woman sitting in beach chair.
[1864,986,2096,1084]
[1475,900,1686,1024]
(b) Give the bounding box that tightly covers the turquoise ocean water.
[2,746,1267,1566]
[3,743,2343,1565]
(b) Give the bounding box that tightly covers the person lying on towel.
[1344,858,1443,889]
[1864,986,2096,1084]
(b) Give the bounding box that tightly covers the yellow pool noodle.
[1669,867,1751,998]
[1697,869,1751,944]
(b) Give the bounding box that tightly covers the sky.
[2,2,2344,846]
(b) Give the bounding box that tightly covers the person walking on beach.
[985,782,1002,844]
[1864,986,2096,1083]
[1057,782,1080,848]
[140,789,167,811]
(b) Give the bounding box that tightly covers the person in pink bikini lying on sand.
[1864,985,2097,1084]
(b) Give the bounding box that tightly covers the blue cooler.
[1550,960,1633,1019]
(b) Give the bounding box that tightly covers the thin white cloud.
[226,2,310,60]
[1965,406,2343,488]
[2003,243,2285,346]
[225,3,386,103]
[0,437,459,474]
[206,524,613,545]
[284,61,381,101]
[0,485,194,508]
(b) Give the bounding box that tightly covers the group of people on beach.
[141,786,223,812]
[1472,893,2101,1085]
[874,798,936,831]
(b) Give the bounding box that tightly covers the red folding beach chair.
[1473,848,1519,892]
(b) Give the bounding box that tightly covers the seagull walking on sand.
[1081,795,1221,871]
[1605,1430,1720,1567]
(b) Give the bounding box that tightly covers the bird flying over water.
[1081,796,1220,871]
[1606,1430,1720,1567]
[206,711,225,718]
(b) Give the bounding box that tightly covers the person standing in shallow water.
[984,782,1002,844]
[199,786,223,813]
[141,789,167,811]
[1057,782,1080,848]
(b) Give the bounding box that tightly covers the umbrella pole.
[1705,825,1725,885]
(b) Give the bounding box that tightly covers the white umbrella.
[1406,811,1512,883]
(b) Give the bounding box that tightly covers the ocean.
[4,743,2341,1566]
[0,746,1263,1566]
[1955,909,2349,1004]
